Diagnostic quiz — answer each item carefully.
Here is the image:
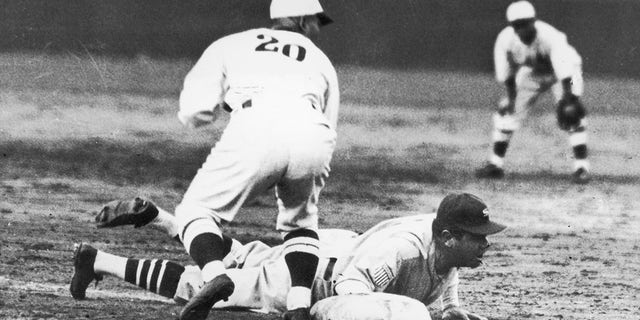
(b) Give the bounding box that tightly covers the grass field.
[1,53,639,320]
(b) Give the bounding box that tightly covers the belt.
[224,99,318,112]
[221,100,253,113]
[323,257,337,281]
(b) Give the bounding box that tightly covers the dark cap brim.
[317,12,333,26]
[458,220,507,235]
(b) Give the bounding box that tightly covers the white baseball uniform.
[175,27,339,240]
[493,20,583,131]
[175,214,461,314]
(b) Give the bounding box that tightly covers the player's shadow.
[506,170,638,185]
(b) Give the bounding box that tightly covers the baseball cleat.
[95,197,158,228]
[179,273,235,320]
[475,162,505,179]
[572,167,590,184]
[70,243,103,300]
[282,307,312,320]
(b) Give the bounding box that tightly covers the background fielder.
[73,194,506,320]
[475,0,590,184]
[173,0,339,319]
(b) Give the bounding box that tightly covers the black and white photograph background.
[1,1,638,319]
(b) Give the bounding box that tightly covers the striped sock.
[283,229,319,309]
[490,128,513,168]
[124,259,185,299]
[569,127,589,170]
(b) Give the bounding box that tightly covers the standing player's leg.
[551,70,590,183]
[176,108,287,320]
[176,199,230,320]
[277,121,336,319]
[276,181,321,320]
[175,192,238,319]
[477,67,544,178]
[175,162,242,319]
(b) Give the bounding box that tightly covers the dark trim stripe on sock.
[149,260,163,292]
[189,233,227,269]
[573,144,588,159]
[285,251,319,288]
[125,259,139,284]
[284,229,319,241]
[158,261,185,298]
[139,259,151,289]
[493,141,509,158]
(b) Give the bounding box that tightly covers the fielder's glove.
[556,94,586,131]
[95,197,158,228]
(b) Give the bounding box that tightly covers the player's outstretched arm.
[95,197,179,239]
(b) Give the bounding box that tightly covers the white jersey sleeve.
[536,22,582,80]
[178,40,227,128]
[333,237,420,295]
[494,27,517,83]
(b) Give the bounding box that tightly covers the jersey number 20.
[255,34,306,62]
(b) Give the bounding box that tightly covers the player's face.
[511,19,537,45]
[301,15,321,39]
[451,232,491,268]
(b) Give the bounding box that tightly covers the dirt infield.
[1,61,639,319]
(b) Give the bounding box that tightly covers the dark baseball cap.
[436,193,507,235]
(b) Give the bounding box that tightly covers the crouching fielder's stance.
[476,0,590,184]
[72,194,506,320]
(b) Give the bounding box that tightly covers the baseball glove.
[95,197,158,228]
[556,94,586,131]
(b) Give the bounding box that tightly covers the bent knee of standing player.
[276,199,319,233]
[175,202,223,252]
[275,175,324,232]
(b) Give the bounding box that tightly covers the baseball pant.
[176,98,337,251]
[494,65,584,132]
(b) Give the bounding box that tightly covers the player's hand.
[443,307,488,320]
[497,97,514,116]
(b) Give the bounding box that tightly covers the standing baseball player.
[173,0,338,319]
[74,193,505,320]
[475,0,590,184]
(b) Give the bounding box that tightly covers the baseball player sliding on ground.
[71,193,506,320]
[171,0,338,319]
[476,0,591,184]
